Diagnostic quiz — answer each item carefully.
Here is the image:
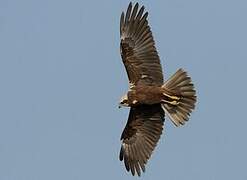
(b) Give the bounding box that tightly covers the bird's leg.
[163,92,180,101]
[162,100,180,105]
[162,91,180,105]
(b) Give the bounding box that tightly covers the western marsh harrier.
[118,2,197,176]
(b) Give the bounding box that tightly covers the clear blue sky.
[0,0,246,179]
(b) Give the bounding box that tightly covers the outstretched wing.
[119,104,165,176]
[120,2,164,87]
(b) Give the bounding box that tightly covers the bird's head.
[119,94,129,108]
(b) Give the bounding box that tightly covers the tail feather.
[161,69,196,126]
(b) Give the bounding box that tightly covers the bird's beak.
[118,104,122,108]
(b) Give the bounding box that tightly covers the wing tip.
[128,1,132,7]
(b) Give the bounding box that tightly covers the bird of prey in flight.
[118,2,197,176]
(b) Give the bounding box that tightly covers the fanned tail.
[161,68,196,126]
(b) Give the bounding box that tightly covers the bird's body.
[123,85,182,106]
[125,86,163,106]
[118,2,197,176]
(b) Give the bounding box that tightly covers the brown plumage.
[118,2,197,176]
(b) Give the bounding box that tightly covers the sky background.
[0,0,247,179]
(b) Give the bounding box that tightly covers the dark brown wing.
[119,104,165,176]
[120,2,164,87]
